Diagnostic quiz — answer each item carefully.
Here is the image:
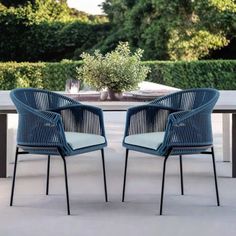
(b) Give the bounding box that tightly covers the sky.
[67,0,105,15]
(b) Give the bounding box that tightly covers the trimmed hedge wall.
[0,60,236,90]
[0,17,110,62]
[146,60,236,90]
[0,61,82,90]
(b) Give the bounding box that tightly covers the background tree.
[0,0,109,61]
[1,0,236,62]
[0,0,36,7]
[102,0,236,60]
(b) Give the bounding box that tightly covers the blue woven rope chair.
[10,88,108,215]
[122,88,220,215]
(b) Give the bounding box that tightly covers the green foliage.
[146,60,236,89]
[0,0,35,7]
[0,61,82,90]
[0,62,44,89]
[77,42,150,92]
[102,0,236,61]
[0,0,72,23]
[42,60,83,90]
[1,0,236,62]
[0,60,236,91]
[0,14,110,61]
[168,30,229,61]
[0,0,109,62]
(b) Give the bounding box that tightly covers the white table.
[0,90,236,177]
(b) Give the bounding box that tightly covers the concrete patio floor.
[0,113,236,236]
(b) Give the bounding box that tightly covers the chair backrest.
[155,88,220,155]
[10,88,78,152]
[10,88,77,113]
[151,88,219,112]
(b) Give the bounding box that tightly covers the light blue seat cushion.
[65,132,105,150]
[124,132,165,150]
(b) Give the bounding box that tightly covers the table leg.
[222,114,231,162]
[0,114,7,177]
[232,114,236,178]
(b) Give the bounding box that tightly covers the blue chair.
[122,88,220,215]
[10,88,108,215]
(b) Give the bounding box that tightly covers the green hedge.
[145,60,236,90]
[0,14,110,62]
[0,60,236,90]
[0,61,82,90]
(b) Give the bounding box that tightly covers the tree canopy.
[0,0,109,62]
[0,0,236,61]
[102,0,236,60]
[0,0,107,22]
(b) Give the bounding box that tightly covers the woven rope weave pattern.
[10,88,107,156]
[123,88,219,156]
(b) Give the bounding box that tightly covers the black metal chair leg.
[179,155,184,195]
[10,147,19,206]
[159,149,171,215]
[101,149,108,202]
[122,149,129,202]
[211,147,220,206]
[58,149,70,215]
[46,155,51,195]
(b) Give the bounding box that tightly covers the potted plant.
[77,42,150,100]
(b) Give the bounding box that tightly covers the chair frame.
[10,88,108,215]
[122,146,220,215]
[122,88,220,215]
[10,146,108,215]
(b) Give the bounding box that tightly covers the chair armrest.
[164,108,213,148]
[124,104,180,137]
[49,104,106,136]
[36,110,61,123]
[17,110,67,147]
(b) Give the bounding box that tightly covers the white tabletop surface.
[1,90,236,112]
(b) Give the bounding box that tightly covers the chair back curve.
[151,88,219,111]
[10,88,78,153]
[11,88,78,111]
[121,88,221,215]
[157,88,220,155]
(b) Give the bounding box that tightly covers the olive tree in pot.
[77,42,150,100]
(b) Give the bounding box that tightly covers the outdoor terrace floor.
[0,112,236,236]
